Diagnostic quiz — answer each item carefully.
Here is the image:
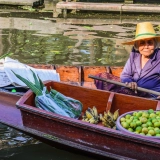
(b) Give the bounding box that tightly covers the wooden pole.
[88,74,160,96]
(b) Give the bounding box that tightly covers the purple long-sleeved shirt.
[120,48,160,97]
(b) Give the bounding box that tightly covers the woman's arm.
[120,57,134,83]
[120,51,138,92]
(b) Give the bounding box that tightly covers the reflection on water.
[0,123,38,149]
[0,123,38,159]
[1,12,160,66]
[0,124,97,160]
[0,11,141,66]
[1,14,159,66]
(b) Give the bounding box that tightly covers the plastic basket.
[116,110,160,139]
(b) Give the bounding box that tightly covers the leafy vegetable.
[12,69,82,118]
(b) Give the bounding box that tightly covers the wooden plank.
[55,2,160,18]
[55,65,81,85]
[56,2,122,11]
[28,64,54,70]
[83,66,107,82]
[0,0,34,5]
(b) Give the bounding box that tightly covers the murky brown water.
[0,7,160,160]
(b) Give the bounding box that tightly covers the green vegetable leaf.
[12,70,42,96]
[0,53,13,60]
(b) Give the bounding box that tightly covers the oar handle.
[88,74,160,96]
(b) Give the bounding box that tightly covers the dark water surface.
[0,124,97,160]
[0,8,160,160]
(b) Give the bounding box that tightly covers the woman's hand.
[125,82,138,94]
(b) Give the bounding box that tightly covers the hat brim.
[122,35,160,45]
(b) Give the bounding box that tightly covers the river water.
[0,6,160,160]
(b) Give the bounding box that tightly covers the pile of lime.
[120,109,160,137]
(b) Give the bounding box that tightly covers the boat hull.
[16,81,160,160]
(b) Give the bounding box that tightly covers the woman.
[95,22,160,99]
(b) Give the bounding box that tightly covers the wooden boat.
[1,79,160,160]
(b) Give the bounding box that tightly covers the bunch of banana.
[99,109,119,129]
[82,106,99,124]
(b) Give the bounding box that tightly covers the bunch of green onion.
[12,69,83,119]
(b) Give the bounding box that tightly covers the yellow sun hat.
[122,22,160,45]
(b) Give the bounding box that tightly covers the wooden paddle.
[88,74,160,96]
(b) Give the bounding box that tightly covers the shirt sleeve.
[120,53,134,83]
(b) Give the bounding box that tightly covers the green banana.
[107,110,114,120]
[87,107,95,117]
[99,110,119,129]
[113,109,119,121]
[82,106,99,124]
[92,106,98,118]
[86,110,94,119]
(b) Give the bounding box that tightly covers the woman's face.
[137,38,155,57]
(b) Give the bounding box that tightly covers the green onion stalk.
[12,69,83,119]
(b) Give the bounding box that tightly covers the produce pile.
[82,106,119,129]
[99,110,119,129]
[82,106,99,124]
[120,109,160,136]
[13,69,83,119]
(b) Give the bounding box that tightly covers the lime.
[126,119,132,124]
[134,131,139,134]
[120,117,126,122]
[151,118,157,123]
[152,118,157,123]
[148,130,155,136]
[135,126,142,133]
[136,112,142,117]
[146,121,152,127]
[148,109,154,114]
[148,127,154,130]
[133,116,138,120]
[11,89,16,93]
[155,130,160,134]
[130,116,134,120]
[147,118,152,122]
[156,111,160,115]
[122,122,129,129]
[125,114,131,119]
[142,127,148,134]
[154,122,160,128]
[136,120,142,126]
[140,117,147,123]
[139,133,145,135]
[128,128,133,132]
[156,116,160,119]
[133,119,138,122]
[130,122,136,128]
[154,127,159,131]
[133,112,138,116]
[142,112,149,118]
[142,124,148,128]
[150,113,156,118]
